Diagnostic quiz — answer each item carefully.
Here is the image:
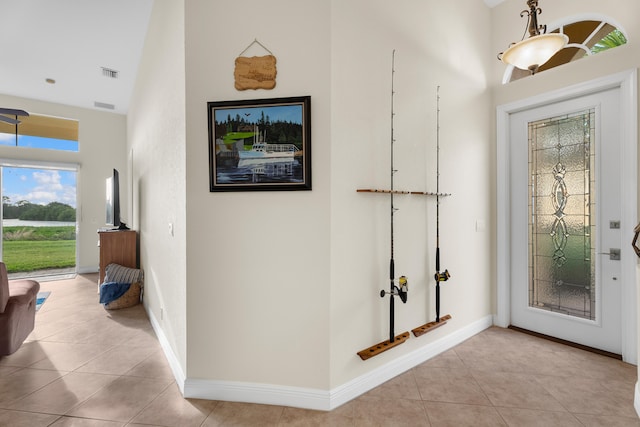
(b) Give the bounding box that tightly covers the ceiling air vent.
[94,101,115,110]
[101,67,119,79]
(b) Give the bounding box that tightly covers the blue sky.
[0,134,77,208]
[3,167,77,208]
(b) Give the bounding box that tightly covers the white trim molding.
[185,379,330,411]
[328,315,493,410]
[178,315,493,410]
[146,305,187,393]
[635,381,640,418]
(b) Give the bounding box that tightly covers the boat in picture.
[238,127,301,160]
[238,140,300,160]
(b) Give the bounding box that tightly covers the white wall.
[2,0,634,412]
[330,0,493,388]
[184,0,331,389]
[171,0,493,402]
[0,93,127,273]
[128,0,187,370]
[131,0,639,411]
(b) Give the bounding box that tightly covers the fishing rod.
[357,50,410,360]
[433,86,450,323]
[412,86,451,338]
[379,49,408,343]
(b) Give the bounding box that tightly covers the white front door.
[509,87,624,354]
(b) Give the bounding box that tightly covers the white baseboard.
[635,381,640,418]
[146,305,186,392]
[185,378,330,411]
[329,315,493,410]
[160,315,492,411]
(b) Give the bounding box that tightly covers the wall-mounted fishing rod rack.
[356,54,453,361]
[355,188,453,349]
[356,189,451,197]
[357,331,410,361]
[412,314,452,337]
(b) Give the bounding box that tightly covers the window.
[528,109,596,319]
[506,18,628,83]
[0,113,79,152]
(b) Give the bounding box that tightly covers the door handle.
[598,249,621,260]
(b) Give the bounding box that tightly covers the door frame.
[496,69,638,363]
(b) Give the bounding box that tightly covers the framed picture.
[208,96,311,192]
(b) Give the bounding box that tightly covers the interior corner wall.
[184,0,331,390]
[127,0,187,371]
[329,0,493,389]
[0,93,126,274]
[180,0,494,405]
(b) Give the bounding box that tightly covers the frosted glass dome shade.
[501,33,569,72]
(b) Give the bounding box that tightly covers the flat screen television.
[106,168,122,229]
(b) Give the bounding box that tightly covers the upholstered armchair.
[0,262,40,356]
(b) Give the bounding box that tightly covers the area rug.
[36,291,51,312]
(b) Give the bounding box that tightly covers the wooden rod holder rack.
[357,189,451,197]
[357,331,410,360]
[412,314,452,337]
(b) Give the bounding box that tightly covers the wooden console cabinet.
[98,230,137,284]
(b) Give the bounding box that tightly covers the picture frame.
[207,96,311,192]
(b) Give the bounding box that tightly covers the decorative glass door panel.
[528,109,595,320]
[509,86,623,355]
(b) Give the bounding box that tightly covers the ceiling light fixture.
[498,0,568,74]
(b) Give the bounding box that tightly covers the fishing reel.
[380,275,408,303]
[435,269,450,282]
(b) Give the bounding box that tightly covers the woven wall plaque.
[234,55,277,90]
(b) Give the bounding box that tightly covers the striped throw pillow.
[104,263,144,285]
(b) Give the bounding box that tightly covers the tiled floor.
[0,273,638,426]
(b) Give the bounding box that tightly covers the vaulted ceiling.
[0,0,153,115]
[0,1,504,116]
